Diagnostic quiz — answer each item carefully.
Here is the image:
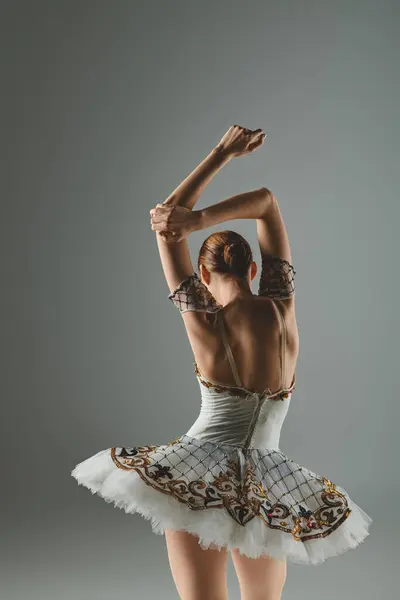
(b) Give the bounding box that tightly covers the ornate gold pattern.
[110,442,351,542]
[194,361,295,401]
[167,436,182,446]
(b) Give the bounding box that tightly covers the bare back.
[168,257,298,396]
[187,296,298,395]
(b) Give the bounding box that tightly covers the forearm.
[195,188,273,230]
[162,147,231,210]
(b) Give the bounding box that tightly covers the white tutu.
[71,434,372,565]
[72,265,372,564]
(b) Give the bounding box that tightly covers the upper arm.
[256,193,296,302]
[155,232,195,293]
[155,232,222,326]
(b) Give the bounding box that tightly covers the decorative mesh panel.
[169,273,223,313]
[258,256,296,299]
[111,434,351,539]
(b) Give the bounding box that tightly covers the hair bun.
[198,230,253,279]
[223,240,247,268]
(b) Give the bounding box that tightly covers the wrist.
[193,208,206,232]
[211,145,234,163]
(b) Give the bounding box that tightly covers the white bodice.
[186,381,292,450]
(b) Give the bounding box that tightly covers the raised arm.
[150,126,266,293]
[255,192,295,302]
[152,146,231,294]
[195,186,273,229]
[152,185,295,303]
[199,187,295,301]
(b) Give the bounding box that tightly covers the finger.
[150,214,165,225]
[160,231,180,243]
[151,204,172,215]
[252,136,265,150]
[149,207,163,216]
[150,214,167,228]
[152,221,170,232]
[155,204,171,213]
[251,129,265,140]
[151,217,175,232]
[247,135,265,152]
[246,129,261,142]
[150,205,171,222]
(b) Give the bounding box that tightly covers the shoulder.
[168,272,223,315]
[252,294,295,320]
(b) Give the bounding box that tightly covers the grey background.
[2,1,398,598]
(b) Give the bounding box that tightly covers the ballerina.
[72,125,372,600]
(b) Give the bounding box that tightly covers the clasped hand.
[149,125,266,242]
[149,204,199,243]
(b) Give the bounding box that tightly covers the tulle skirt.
[71,434,372,565]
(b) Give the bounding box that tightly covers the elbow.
[259,187,276,214]
[260,187,275,201]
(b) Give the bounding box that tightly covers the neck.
[212,276,253,306]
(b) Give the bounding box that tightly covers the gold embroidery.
[110,442,352,542]
[167,436,181,446]
[194,361,295,401]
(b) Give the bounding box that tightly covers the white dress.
[71,257,372,565]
